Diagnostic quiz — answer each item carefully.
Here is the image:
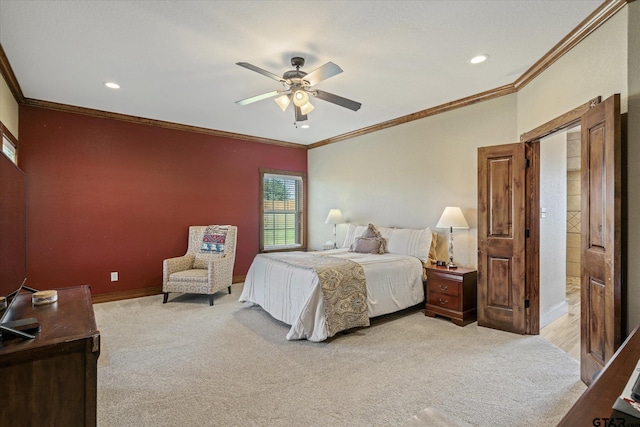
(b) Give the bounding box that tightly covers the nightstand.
[425,265,477,326]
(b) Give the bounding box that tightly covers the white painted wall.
[308,94,518,268]
[517,8,628,133]
[0,71,19,137]
[539,131,568,328]
[308,3,639,333]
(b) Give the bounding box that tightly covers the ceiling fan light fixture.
[275,94,291,111]
[293,90,309,107]
[299,101,314,115]
[235,57,361,123]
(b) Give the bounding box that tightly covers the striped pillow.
[385,227,433,262]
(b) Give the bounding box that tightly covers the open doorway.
[539,126,581,360]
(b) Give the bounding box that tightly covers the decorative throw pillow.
[201,227,227,253]
[342,224,368,248]
[359,223,386,253]
[349,237,384,254]
[193,225,227,269]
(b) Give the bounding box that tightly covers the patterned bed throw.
[264,252,369,338]
[201,225,227,253]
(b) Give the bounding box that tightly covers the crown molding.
[513,0,630,90]
[309,0,629,150]
[308,84,516,149]
[22,98,307,150]
[2,0,630,151]
[0,43,24,103]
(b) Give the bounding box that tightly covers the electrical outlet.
[110,272,118,282]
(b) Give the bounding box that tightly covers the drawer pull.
[439,284,449,291]
[439,298,448,305]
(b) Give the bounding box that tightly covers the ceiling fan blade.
[313,90,361,112]
[303,62,343,86]
[295,106,308,122]
[236,90,281,106]
[236,62,285,83]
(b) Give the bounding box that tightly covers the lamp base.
[447,255,458,269]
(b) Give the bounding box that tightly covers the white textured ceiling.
[0,0,603,145]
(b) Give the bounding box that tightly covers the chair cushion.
[169,269,208,283]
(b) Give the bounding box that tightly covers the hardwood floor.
[540,277,580,360]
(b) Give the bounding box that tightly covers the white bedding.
[239,248,424,342]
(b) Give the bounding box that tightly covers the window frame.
[0,122,18,165]
[259,168,307,253]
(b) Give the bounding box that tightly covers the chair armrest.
[163,255,195,285]
[206,255,234,284]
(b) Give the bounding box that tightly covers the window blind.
[263,173,303,249]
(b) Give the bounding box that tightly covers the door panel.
[580,94,621,385]
[488,258,511,307]
[478,143,527,334]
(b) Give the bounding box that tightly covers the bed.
[239,224,436,342]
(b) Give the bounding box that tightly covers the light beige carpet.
[94,285,585,427]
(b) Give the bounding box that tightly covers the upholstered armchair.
[163,225,237,306]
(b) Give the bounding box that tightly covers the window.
[1,123,18,165]
[260,169,306,252]
[2,135,17,163]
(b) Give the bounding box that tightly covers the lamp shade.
[325,209,344,225]
[436,206,469,229]
[293,90,309,107]
[274,94,291,111]
[299,101,314,115]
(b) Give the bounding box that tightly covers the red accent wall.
[0,153,26,296]
[18,106,307,295]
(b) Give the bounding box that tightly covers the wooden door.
[580,94,621,385]
[477,143,527,334]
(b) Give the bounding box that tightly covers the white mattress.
[239,248,424,341]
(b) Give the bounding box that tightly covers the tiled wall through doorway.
[566,131,581,281]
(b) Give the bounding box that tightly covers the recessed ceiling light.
[300,124,310,129]
[470,54,489,64]
[104,81,120,89]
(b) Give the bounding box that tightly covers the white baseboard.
[540,300,569,329]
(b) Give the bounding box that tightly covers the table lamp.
[436,206,469,268]
[324,209,344,249]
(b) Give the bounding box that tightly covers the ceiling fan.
[235,57,361,122]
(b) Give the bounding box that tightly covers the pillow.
[428,231,438,265]
[360,223,386,253]
[360,223,380,238]
[201,232,226,253]
[342,224,368,248]
[385,227,433,262]
[193,225,227,269]
[349,237,384,254]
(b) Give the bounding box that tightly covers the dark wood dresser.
[425,265,477,326]
[559,322,640,426]
[0,285,100,427]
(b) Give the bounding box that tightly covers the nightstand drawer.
[428,277,459,296]
[427,291,459,310]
